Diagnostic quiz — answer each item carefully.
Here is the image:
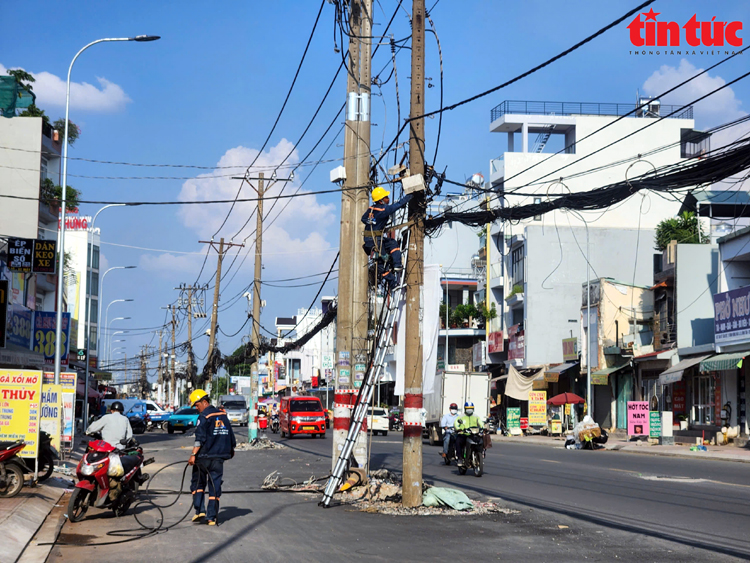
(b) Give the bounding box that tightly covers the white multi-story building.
[485,98,705,376]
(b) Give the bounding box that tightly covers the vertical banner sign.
[506,407,521,430]
[528,391,547,425]
[0,280,7,348]
[627,401,650,436]
[0,370,43,457]
[33,311,71,365]
[44,372,76,449]
[649,411,662,438]
[40,384,63,452]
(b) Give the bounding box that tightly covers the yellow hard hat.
[371,186,390,202]
[189,389,209,406]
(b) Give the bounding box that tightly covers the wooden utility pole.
[249,173,264,441]
[402,0,426,508]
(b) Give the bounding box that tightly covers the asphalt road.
[47,426,750,562]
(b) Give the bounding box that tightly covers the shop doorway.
[692,374,715,425]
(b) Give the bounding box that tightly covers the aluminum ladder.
[320,229,410,507]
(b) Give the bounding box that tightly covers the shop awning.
[591,362,629,376]
[545,362,577,374]
[658,355,712,385]
[700,352,748,372]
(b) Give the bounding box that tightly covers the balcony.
[490,263,503,289]
[489,155,504,185]
[490,100,694,122]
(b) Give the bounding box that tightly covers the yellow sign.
[551,421,562,434]
[565,404,571,416]
[40,384,63,452]
[528,391,547,426]
[0,370,43,457]
[43,372,76,448]
[592,373,609,385]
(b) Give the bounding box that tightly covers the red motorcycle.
[0,440,27,498]
[67,436,153,522]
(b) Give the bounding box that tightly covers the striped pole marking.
[403,393,423,438]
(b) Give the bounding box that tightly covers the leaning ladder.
[320,230,411,507]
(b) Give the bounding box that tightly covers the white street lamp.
[53,35,160,385]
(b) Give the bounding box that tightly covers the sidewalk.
[491,433,750,462]
[0,477,71,563]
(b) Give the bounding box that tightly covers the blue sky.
[2,0,748,375]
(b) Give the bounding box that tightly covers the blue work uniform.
[361,194,412,271]
[191,405,236,523]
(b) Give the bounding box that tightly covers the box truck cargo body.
[422,369,490,444]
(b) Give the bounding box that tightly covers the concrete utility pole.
[334,0,373,470]
[157,331,163,404]
[171,305,177,407]
[187,286,193,384]
[207,238,225,367]
[402,0,426,508]
[249,174,264,441]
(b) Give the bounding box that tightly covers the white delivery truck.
[422,366,491,445]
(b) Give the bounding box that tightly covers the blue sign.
[33,311,72,365]
[714,287,750,345]
[6,305,33,349]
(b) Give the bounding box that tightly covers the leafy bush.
[654,211,706,250]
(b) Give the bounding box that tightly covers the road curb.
[490,435,750,463]
[18,490,70,563]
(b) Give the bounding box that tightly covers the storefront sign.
[532,378,548,390]
[714,287,750,345]
[528,391,547,426]
[472,342,486,369]
[672,380,686,413]
[0,369,43,457]
[551,420,562,434]
[7,305,33,349]
[33,312,71,365]
[714,374,722,423]
[649,411,661,438]
[592,373,609,385]
[7,238,33,272]
[544,371,559,383]
[508,324,524,361]
[59,214,94,231]
[32,240,56,274]
[627,401,650,436]
[0,280,8,348]
[322,355,334,369]
[506,407,521,430]
[488,331,504,354]
[446,364,465,372]
[562,337,578,361]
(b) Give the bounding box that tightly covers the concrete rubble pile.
[236,437,286,451]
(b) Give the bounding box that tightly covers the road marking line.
[541,459,561,464]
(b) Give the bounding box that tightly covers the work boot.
[207,520,217,526]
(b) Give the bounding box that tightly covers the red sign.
[488,331,504,354]
[312,376,319,388]
[714,374,722,423]
[628,10,743,47]
[672,380,686,413]
[508,324,524,361]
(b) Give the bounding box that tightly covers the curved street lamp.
[54,35,161,385]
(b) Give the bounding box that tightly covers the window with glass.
[88,244,100,270]
[511,246,524,286]
[89,325,97,352]
[89,298,98,325]
[692,374,715,425]
[90,272,99,296]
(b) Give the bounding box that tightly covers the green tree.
[654,211,707,251]
[41,178,80,211]
[52,118,80,146]
[7,68,35,91]
[19,103,50,127]
[225,344,253,377]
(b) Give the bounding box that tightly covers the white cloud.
[177,140,337,275]
[139,252,203,278]
[642,59,744,125]
[0,63,131,112]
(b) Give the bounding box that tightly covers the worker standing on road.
[362,187,412,288]
[188,390,236,526]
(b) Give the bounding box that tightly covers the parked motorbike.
[21,431,57,482]
[67,434,153,522]
[485,416,499,435]
[0,440,27,498]
[271,414,280,434]
[457,427,486,477]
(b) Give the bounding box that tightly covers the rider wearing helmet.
[362,187,412,287]
[440,402,460,459]
[188,389,236,526]
[454,402,482,466]
[86,401,133,449]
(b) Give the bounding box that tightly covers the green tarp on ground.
[422,487,474,511]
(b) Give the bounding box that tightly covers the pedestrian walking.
[188,389,236,526]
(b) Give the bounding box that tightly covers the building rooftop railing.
[491,100,693,122]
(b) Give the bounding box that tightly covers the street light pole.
[100,266,136,366]
[106,317,130,374]
[83,205,125,430]
[53,35,160,385]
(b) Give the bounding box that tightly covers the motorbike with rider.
[440,402,460,465]
[454,402,486,477]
